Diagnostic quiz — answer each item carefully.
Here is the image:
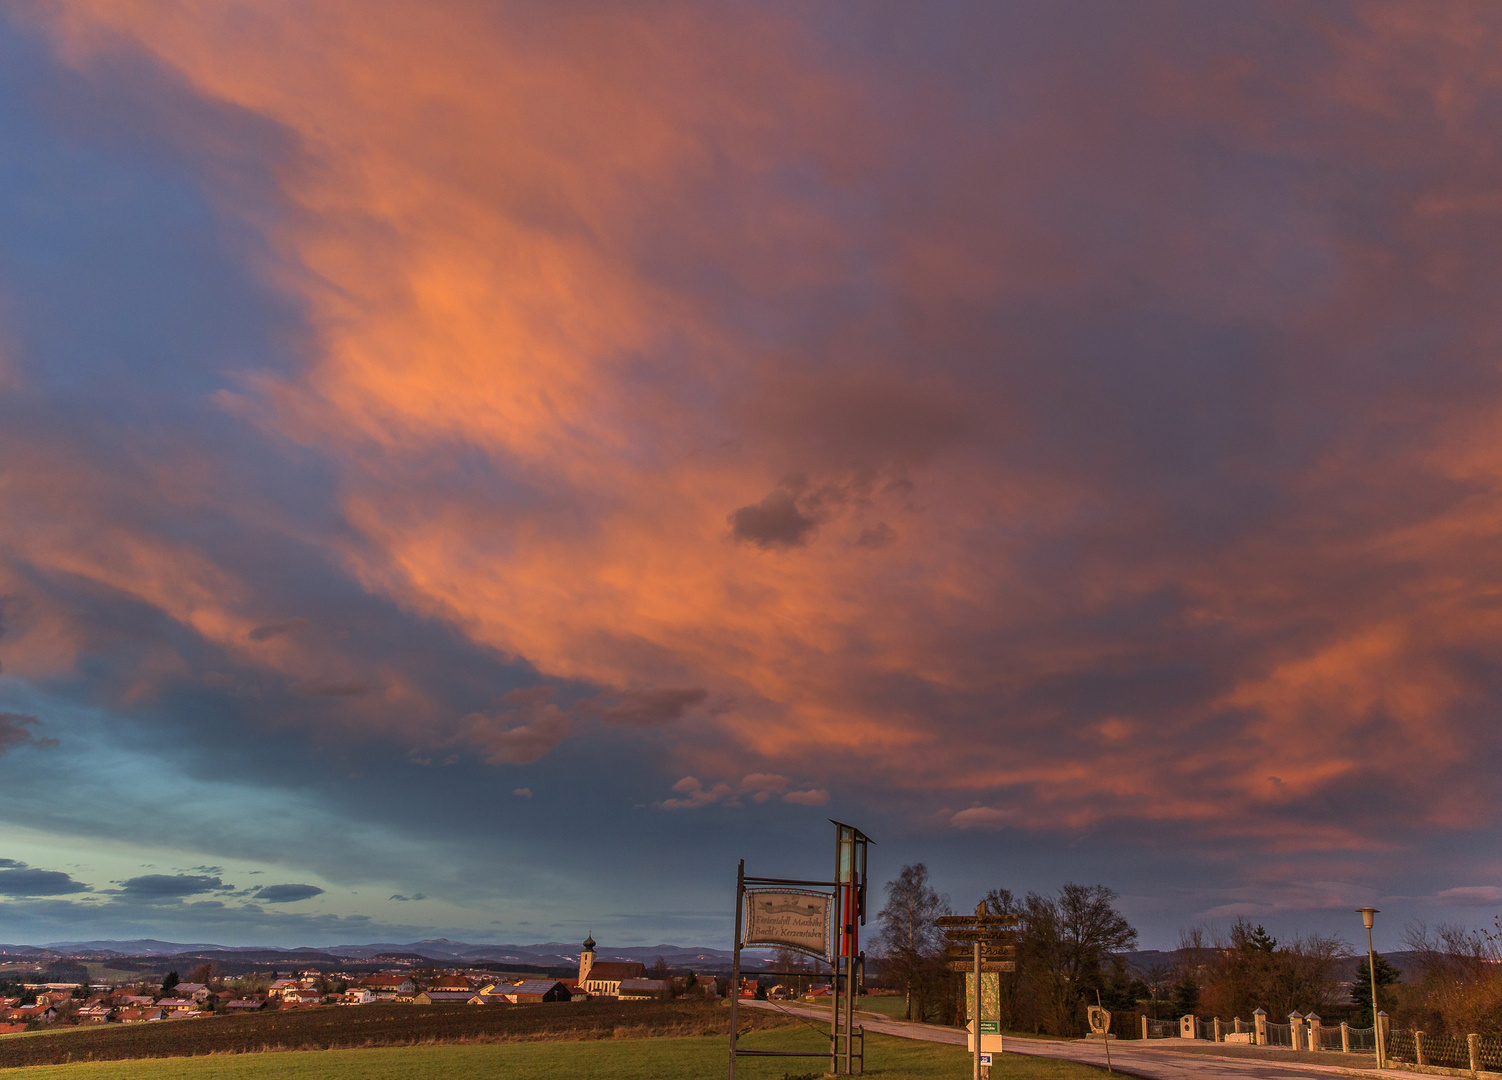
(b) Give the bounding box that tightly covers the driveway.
[739,1001,1428,1080]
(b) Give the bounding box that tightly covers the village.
[0,935,844,1032]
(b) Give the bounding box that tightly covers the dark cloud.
[116,874,228,899]
[0,862,90,896]
[388,892,425,902]
[728,490,816,548]
[583,688,707,727]
[253,883,324,904]
[0,712,58,754]
[855,523,894,548]
[293,679,372,698]
[247,618,308,642]
[462,691,572,765]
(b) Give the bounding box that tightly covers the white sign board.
[743,889,832,961]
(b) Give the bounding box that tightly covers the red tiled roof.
[582,962,645,982]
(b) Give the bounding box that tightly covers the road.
[739,1001,1429,1080]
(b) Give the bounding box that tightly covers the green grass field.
[857,995,914,1019]
[0,1028,1111,1080]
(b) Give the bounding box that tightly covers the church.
[576,933,647,997]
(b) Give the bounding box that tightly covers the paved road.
[740,1001,1428,1080]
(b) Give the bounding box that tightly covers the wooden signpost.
[936,904,1019,1080]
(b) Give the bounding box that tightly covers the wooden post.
[1469,1033,1480,1075]
[1415,1030,1425,1067]
[1142,1015,1149,1040]
[1214,1017,1222,1042]
[973,940,982,1080]
[1341,1021,1350,1053]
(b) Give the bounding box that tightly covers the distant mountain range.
[2,938,745,969]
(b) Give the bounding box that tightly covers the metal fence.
[1345,1024,1376,1052]
[1144,1019,1176,1039]
[1314,1025,1345,1051]
[1264,1020,1292,1048]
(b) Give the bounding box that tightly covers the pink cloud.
[11,1,1502,862]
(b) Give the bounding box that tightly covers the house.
[426,975,475,993]
[467,992,507,1005]
[118,995,157,1007]
[222,999,264,1011]
[616,979,670,1001]
[341,988,376,1005]
[173,982,212,1002]
[115,1007,166,1023]
[4,1005,56,1024]
[281,989,323,1006]
[357,974,416,999]
[576,935,646,998]
[267,979,301,999]
[156,998,196,1013]
[413,991,473,1004]
[75,1005,113,1023]
[505,980,571,1004]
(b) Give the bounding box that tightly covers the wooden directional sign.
[942,927,1018,941]
[936,914,1019,927]
[945,944,1016,959]
[945,960,1016,972]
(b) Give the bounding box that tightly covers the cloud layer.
[1,1,1501,941]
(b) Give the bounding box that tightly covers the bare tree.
[875,862,951,1020]
[1022,883,1138,1035]
[1402,919,1502,1036]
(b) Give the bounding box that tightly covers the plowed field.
[0,1000,794,1067]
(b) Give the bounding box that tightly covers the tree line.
[872,863,1140,1036]
[869,864,1502,1039]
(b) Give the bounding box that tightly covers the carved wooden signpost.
[937,904,1019,1080]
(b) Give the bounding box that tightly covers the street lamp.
[1356,908,1383,1068]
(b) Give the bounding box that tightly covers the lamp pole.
[1357,908,1382,1069]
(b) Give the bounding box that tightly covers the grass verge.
[0,1028,1114,1080]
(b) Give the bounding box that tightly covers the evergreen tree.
[1172,974,1200,1016]
[1247,925,1278,953]
[1350,954,1400,1026]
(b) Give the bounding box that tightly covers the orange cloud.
[11,1,1502,854]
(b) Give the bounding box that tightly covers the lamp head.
[1356,907,1379,930]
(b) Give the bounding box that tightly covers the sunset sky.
[2,1,1501,951]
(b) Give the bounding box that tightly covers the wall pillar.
[1341,1021,1350,1053]
[1289,1012,1304,1051]
[1469,1033,1480,1075]
[1141,1015,1149,1040]
[1308,1014,1322,1052]
[1214,1017,1222,1042]
[1414,1030,1425,1067]
[1253,1008,1267,1046]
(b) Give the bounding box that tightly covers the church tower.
[579,932,596,984]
